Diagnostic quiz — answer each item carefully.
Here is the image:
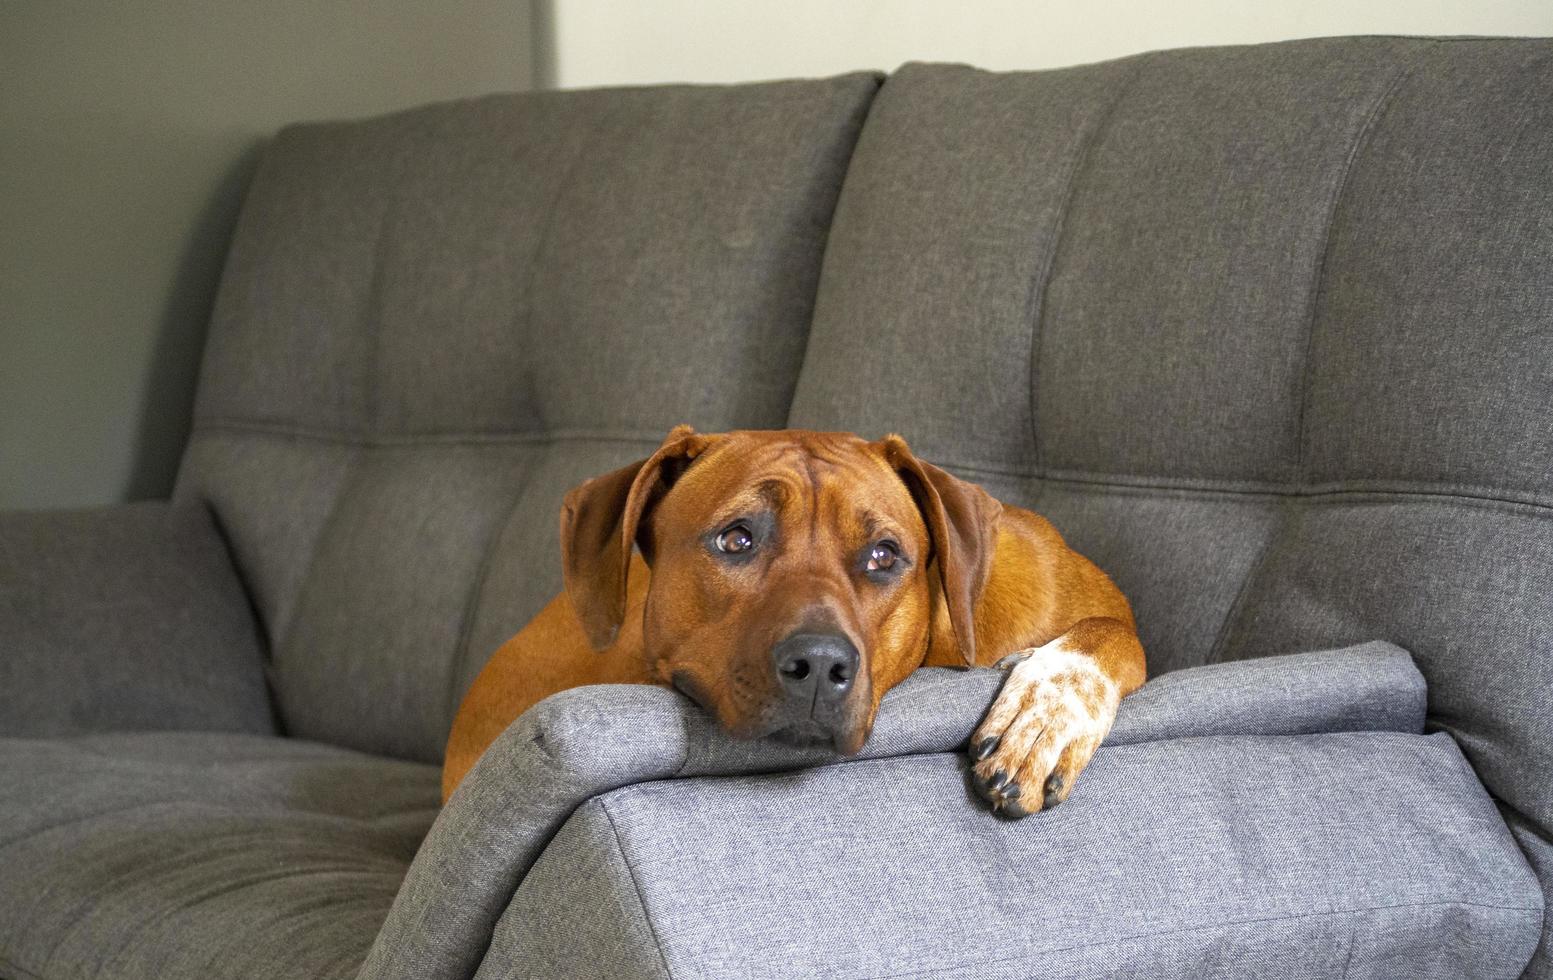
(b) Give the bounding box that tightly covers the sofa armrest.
[0,501,274,737]
[360,642,1531,980]
[496,730,1541,979]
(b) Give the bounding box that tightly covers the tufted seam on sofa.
[1292,44,1421,483]
[938,460,1553,516]
[0,952,45,980]
[1205,509,1282,665]
[190,419,675,447]
[271,443,367,699]
[362,196,396,436]
[781,77,887,432]
[1024,57,1148,471]
[190,426,1553,516]
[444,461,543,729]
[438,102,607,733]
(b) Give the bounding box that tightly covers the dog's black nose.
[771,632,858,711]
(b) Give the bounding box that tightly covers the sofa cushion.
[174,72,881,763]
[0,502,272,738]
[0,732,438,980]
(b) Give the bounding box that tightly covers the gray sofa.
[2,34,1551,979]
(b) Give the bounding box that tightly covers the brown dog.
[444,427,1146,816]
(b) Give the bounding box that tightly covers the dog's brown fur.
[444,427,1145,815]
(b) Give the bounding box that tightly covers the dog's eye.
[867,541,900,572]
[715,523,756,554]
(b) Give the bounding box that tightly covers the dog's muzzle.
[769,632,860,747]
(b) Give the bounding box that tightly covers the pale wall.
[543,1,1553,88]
[0,2,533,509]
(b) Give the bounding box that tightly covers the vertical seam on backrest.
[441,108,604,734]
[1292,46,1421,484]
[363,189,396,436]
[1204,512,1280,665]
[271,441,366,714]
[784,76,884,428]
[600,798,678,980]
[517,95,606,428]
[1209,43,1421,666]
[1024,58,1148,471]
[443,464,540,729]
[276,144,395,742]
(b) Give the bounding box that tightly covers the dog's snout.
[771,632,858,707]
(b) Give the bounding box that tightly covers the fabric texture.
[788,38,1553,972]
[367,643,1538,980]
[1510,819,1553,980]
[0,502,272,737]
[0,732,439,980]
[173,73,882,764]
[509,733,1537,979]
[476,798,670,980]
[462,644,1536,979]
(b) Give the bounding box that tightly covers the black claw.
[1003,781,1021,799]
[986,770,1009,792]
[1043,774,1066,810]
[973,736,999,761]
[1000,798,1031,819]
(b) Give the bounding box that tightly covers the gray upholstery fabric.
[1510,818,1553,980]
[1221,503,1553,844]
[501,732,1538,979]
[0,732,438,980]
[368,643,1529,980]
[465,644,1536,978]
[173,73,881,763]
[477,799,669,980]
[788,38,1553,970]
[0,502,271,737]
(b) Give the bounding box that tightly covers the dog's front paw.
[970,643,1118,817]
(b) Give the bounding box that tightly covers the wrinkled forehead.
[666,433,925,535]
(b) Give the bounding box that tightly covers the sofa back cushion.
[177,74,879,762]
[791,38,1553,860]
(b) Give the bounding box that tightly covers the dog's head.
[561,426,1001,754]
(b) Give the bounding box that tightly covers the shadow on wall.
[531,0,558,89]
[123,1,554,502]
[124,142,266,501]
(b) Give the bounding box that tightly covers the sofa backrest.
[175,37,1553,868]
[176,74,879,762]
[791,37,1553,870]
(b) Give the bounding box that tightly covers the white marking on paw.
[987,640,1117,739]
[972,638,1120,811]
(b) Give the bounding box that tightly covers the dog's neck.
[924,514,1071,669]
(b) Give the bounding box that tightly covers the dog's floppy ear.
[879,434,1002,666]
[561,424,711,650]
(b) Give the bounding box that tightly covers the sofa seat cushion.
[0,732,439,980]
